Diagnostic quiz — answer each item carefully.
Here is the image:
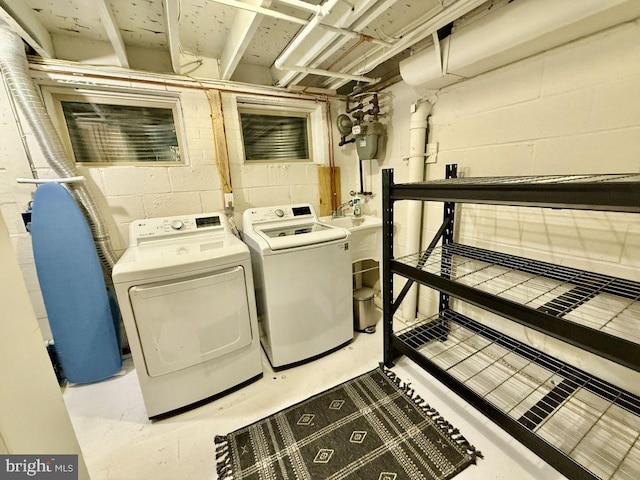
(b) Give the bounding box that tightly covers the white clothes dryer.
[112,213,262,418]
[242,204,353,368]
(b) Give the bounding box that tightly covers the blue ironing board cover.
[31,183,121,384]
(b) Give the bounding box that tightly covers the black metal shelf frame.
[390,173,640,213]
[394,309,640,480]
[391,254,640,372]
[381,167,640,480]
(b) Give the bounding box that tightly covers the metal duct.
[400,0,640,91]
[0,21,118,272]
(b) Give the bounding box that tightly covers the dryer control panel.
[129,213,227,246]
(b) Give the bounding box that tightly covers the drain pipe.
[0,21,118,272]
[402,99,432,322]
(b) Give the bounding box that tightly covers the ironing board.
[31,183,121,384]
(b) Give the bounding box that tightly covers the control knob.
[275,209,285,218]
[171,220,184,230]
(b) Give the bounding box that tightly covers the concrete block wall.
[372,19,640,393]
[0,69,337,340]
[427,19,640,282]
[222,93,352,226]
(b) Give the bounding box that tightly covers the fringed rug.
[215,365,481,480]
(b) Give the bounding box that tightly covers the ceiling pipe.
[212,0,384,85]
[274,0,340,76]
[400,0,640,91]
[323,0,486,90]
[317,24,393,47]
[286,0,398,88]
[279,63,380,83]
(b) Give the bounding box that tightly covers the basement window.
[43,88,185,165]
[238,104,313,163]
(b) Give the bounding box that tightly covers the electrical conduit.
[0,21,117,272]
[402,99,432,322]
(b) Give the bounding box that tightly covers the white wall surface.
[0,211,89,479]
[374,19,640,394]
[0,75,226,338]
[0,66,339,340]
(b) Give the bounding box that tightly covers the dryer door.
[129,266,253,377]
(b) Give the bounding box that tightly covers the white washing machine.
[112,213,262,418]
[242,203,353,368]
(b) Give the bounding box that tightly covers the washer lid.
[256,222,347,250]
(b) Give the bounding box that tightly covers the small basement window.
[238,105,312,163]
[43,88,185,165]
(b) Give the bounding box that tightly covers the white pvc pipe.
[283,0,393,88]
[317,24,393,47]
[402,100,432,322]
[323,0,485,90]
[279,64,380,83]
[274,0,340,70]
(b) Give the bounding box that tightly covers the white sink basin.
[319,215,382,263]
[319,215,382,233]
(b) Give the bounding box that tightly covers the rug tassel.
[214,435,234,479]
[416,400,483,465]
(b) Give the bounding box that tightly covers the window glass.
[239,110,311,162]
[60,101,180,164]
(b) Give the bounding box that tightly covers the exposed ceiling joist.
[97,0,129,68]
[0,0,54,57]
[220,0,272,81]
[164,0,181,74]
[272,0,321,15]
[210,0,308,25]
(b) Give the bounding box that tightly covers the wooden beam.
[318,166,340,217]
[164,0,180,74]
[0,1,54,57]
[219,0,271,80]
[97,0,129,68]
[206,90,233,194]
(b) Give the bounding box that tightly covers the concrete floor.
[63,316,565,479]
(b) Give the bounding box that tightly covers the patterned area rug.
[214,366,481,480]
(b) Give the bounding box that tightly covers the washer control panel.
[244,204,315,225]
[129,213,225,246]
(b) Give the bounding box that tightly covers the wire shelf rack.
[389,172,640,212]
[395,244,640,345]
[406,173,640,185]
[397,310,640,480]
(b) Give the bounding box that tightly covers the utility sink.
[319,215,382,263]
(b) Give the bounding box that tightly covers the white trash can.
[353,287,377,333]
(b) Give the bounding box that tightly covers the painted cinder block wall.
[0,68,348,340]
[373,19,640,393]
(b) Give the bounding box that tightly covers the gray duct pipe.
[0,21,117,272]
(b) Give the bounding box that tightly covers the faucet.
[332,201,352,218]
